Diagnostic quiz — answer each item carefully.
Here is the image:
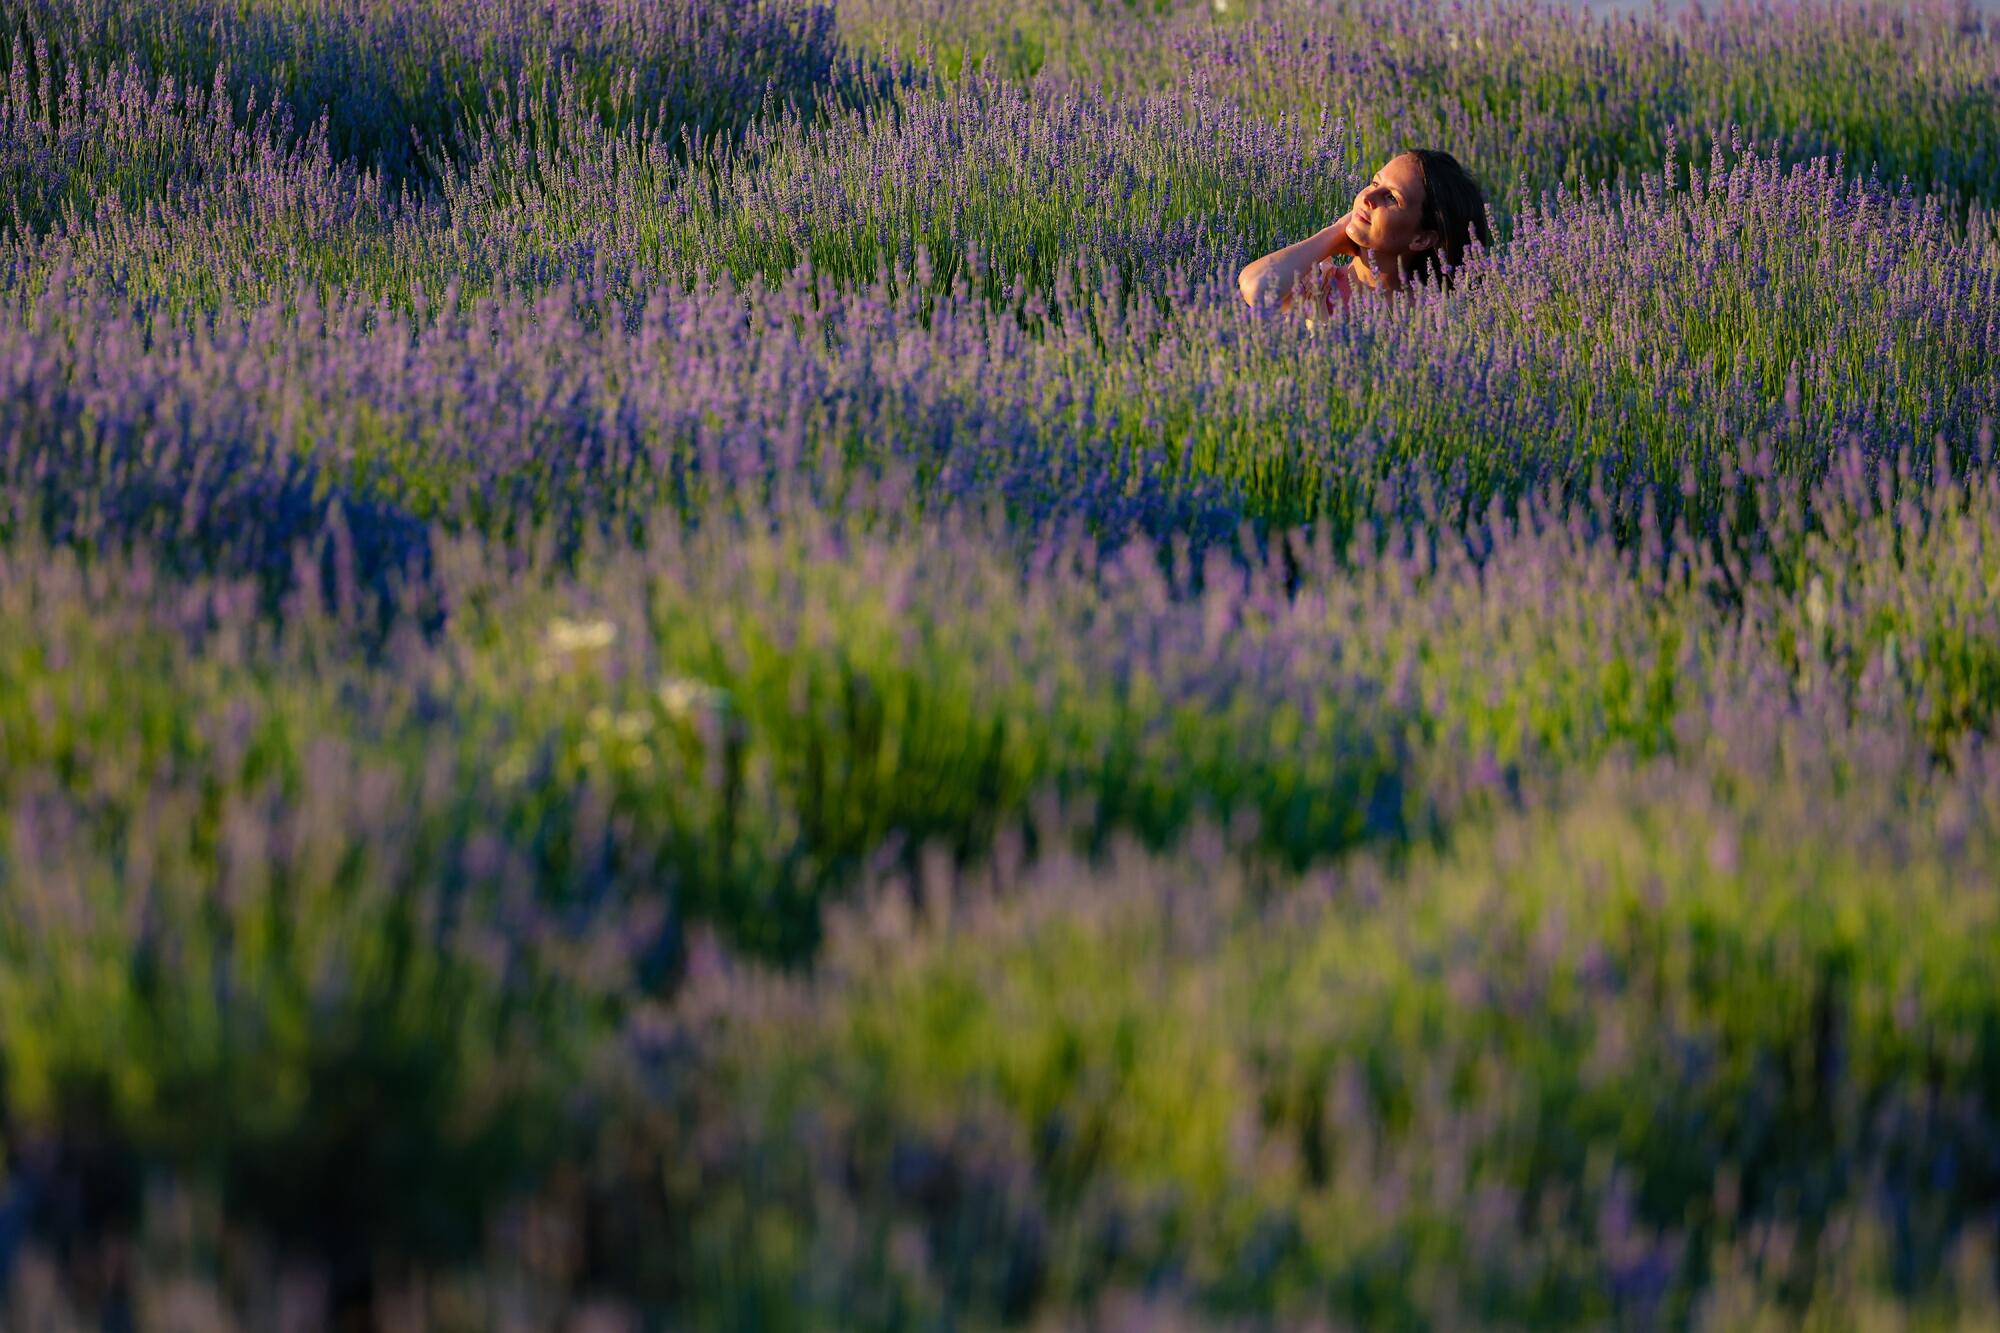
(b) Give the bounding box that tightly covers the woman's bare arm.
[1238,211,1361,313]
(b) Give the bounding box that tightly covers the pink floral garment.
[1308,255,1355,319]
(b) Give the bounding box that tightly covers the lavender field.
[2,0,2000,1326]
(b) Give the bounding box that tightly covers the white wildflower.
[1803,576,1828,632]
[545,616,617,656]
[537,616,619,681]
[658,675,728,720]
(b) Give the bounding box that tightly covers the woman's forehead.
[1373,154,1427,197]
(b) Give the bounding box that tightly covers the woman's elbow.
[1236,263,1266,309]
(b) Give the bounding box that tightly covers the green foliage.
[698,760,2000,1325]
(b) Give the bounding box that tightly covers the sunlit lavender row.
[3,0,2000,1326]
[6,140,1995,574]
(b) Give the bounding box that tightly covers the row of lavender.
[9,0,1998,204]
[2,0,1999,1324]
[8,0,2000,295]
[4,81,1995,582]
[9,454,2000,1324]
[4,0,857,184]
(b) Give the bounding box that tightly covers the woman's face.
[1345,153,1437,258]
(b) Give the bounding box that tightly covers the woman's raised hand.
[1325,209,1364,260]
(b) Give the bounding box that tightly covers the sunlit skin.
[1236,152,1440,316]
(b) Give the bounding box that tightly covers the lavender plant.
[844,0,2000,211]
[2,0,852,183]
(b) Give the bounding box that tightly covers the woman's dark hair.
[1403,149,1492,287]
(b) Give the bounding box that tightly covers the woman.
[1237,149,1492,316]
